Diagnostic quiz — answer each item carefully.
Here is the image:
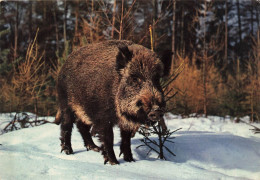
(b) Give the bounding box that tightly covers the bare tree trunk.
[63,0,68,58]
[224,0,228,62]
[256,30,260,121]
[14,2,19,61]
[111,0,117,39]
[152,0,158,49]
[236,0,242,43]
[256,3,260,29]
[181,6,184,56]
[250,0,254,35]
[235,58,242,118]
[119,0,124,40]
[203,59,207,117]
[90,0,94,42]
[257,29,260,79]
[63,0,67,49]
[73,0,79,50]
[43,1,47,21]
[250,86,254,122]
[158,124,164,160]
[53,2,59,57]
[171,0,176,74]
[29,2,32,41]
[153,0,158,20]
[203,0,207,117]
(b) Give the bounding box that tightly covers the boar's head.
[115,44,168,130]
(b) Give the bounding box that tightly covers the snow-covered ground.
[0,113,260,180]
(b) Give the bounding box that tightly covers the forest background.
[0,0,259,122]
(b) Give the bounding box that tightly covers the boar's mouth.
[147,109,164,122]
[146,104,165,122]
[121,106,165,127]
[144,109,164,127]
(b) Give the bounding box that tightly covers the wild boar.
[55,40,170,165]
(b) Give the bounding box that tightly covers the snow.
[0,113,260,180]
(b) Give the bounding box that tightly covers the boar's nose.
[148,105,164,122]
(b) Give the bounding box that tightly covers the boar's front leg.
[60,108,74,155]
[99,125,119,165]
[76,121,100,152]
[119,128,135,162]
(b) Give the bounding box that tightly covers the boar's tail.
[54,107,62,125]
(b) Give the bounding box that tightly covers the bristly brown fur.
[55,40,169,165]
[54,107,61,125]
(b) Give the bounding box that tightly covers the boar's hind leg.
[76,121,100,152]
[99,125,119,165]
[119,128,135,162]
[60,108,74,155]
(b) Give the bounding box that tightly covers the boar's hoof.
[107,159,120,165]
[102,149,119,165]
[61,145,73,155]
[119,151,135,162]
[86,144,100,152]
[103,156,119,165]
[124,155,135,162]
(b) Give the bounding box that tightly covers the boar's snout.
[135,87,165,123]
[147,105,164,122]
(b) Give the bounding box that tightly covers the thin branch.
[163,145,176,156]
[123,0,136,19]
[136,144,146,149]
[146,148,153,156]
[165,139,175,144]
[164,88,173,97]
[165,91,178,102]
[162,65,185,89]
[3,115,53,134]
[141,141,160,155]
[240,119,260,134]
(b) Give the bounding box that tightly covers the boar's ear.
[157,50,173,77]
[116,44,133,74]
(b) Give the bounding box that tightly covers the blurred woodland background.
[0,0,259,122]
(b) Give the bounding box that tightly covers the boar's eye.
[131,75,143,85]
[152,75,161,88]
[153,74,161,87]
